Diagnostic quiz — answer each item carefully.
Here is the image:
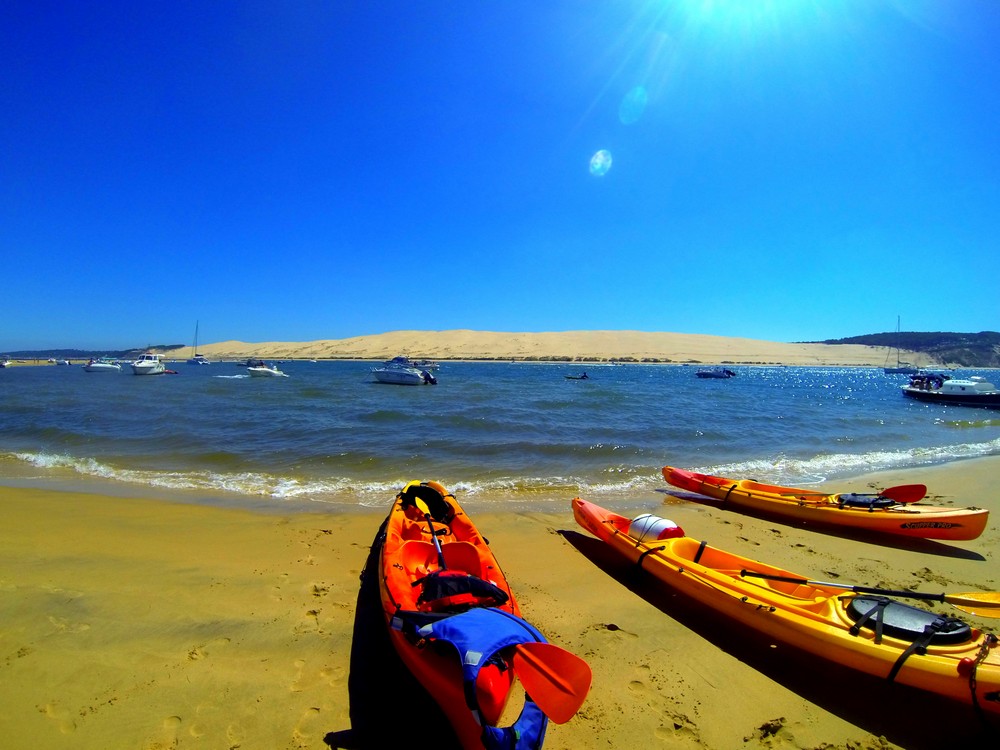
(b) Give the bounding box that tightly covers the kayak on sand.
[662,465,989,541]
[572,497,1000,715]
[377,481,591,749]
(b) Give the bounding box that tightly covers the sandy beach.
[157,330,913,367]
[2,459,998,749]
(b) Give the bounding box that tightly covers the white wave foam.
[696,437,1000,485]
[9,436,1000,508]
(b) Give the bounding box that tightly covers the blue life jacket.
[411,607,549,750]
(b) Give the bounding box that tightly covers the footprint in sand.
[187,636,231,661]
[271,572,291,601]
[226,722,245,746]
[40,701,77,734]
[627,679,701,745]
[48,615,91,633]
[143,715,182,750]
[310,582,330,598]
[291,706,322,747]
[290,658,309,692]
[293,609,322,634]
[290,659,346,692]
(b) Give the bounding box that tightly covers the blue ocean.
[1,361,998,513]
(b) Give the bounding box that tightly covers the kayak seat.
[441,541,485,579]
[399,482,456,523]
[838,494,896,510]
[398,541,440,578]
[845,595,972,645]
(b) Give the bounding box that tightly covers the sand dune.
[168,329,909,367]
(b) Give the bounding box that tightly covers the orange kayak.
[378,481,589,749]
[572,497,1000,714]
[663,465,989,541]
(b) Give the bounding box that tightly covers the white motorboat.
[131,353,166,375]
[83,357,122,373]
[247,362,287,378]
[381,355,440,372]
[902,374,1000,409]
[371,363,437,385]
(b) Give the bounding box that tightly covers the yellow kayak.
[572,497,1000,714]
[663,465,989,541]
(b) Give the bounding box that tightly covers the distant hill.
[808,331,1000,368]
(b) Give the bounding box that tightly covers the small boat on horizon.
[696,367,736,379]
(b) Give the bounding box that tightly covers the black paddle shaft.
[739,570,947,604]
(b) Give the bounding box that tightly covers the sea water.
[1,361,997,512]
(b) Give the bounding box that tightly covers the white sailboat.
[186,321,210,365]
[884,316,918,375]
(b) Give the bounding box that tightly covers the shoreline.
[2,458,998,748]
[49,329,940,367]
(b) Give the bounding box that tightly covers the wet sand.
[1,458,998,749]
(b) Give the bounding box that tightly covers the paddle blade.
[513,642,592,724]
[945,592,1000,619]
[879,484,927,503]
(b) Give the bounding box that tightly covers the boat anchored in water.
[83,357,122,373]
[884,316,919,374]
[131,353,166,376]
[372,357,437,385]
[696,368,736,379]
[903,373,1000,409]
[186,321,210,364]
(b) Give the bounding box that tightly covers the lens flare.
[619,86,648,124]
[589,149,613,176]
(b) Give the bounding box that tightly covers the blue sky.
[3,1,998,351]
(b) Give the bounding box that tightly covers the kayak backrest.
[398,481,455,523]
[441,541,485,579]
